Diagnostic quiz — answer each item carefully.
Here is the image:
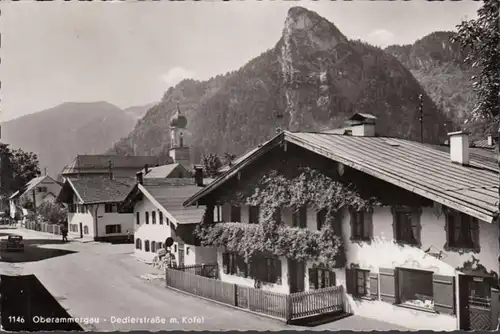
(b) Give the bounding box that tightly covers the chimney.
[448,131,470,165]
[144,164,149,175]
[346,113,376,137]
[194,165,204,187]
[136,171,144,185]
[487,134,494,146]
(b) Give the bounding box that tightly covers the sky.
[0,0,482,122]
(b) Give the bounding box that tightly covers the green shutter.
[364,210,373,239]
[379,268,396,303]
[470,218,480,251]
[369,272,379,299]
[432,274,455,315]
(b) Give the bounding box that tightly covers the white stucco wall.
[19,177,62,209]
[338,205,498,331]
[134,195,217,265]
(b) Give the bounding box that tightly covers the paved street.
[0,227,409,331]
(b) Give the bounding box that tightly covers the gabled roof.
[122,178,213,226]
[218,140,272,173]
[57,177,134,204]
[184,131,499,224]
[8,190,20,200]
[142,163,188,179]
[12,175,61,199]
[472,139,496,150]
[61,155,160,175]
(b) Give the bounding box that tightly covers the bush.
[37,201,67,225]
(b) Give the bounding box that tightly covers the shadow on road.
[1,239,77,263]
[0,274,83,331]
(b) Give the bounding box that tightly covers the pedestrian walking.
[62,225,68,242]
[126,230,131,243]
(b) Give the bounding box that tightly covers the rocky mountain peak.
[283,6,347,52]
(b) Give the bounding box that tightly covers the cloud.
[366,29,395,48]
[161,67,196,87]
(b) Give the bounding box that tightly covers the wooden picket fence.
[24,220,62,235]
[166,264,346,322]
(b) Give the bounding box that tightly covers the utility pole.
[418,94,424,143]
[32,189,37,230]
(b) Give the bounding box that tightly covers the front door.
[288,259,305,293]
[79,222,83,238]
[178,242,185,267]
[459,275,493,330]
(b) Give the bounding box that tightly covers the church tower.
[168,103,190,171]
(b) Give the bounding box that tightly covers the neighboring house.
[60,154,160,181]
[57,177,134,241]
[471,134,498,151]
[8,175,63,220]
[121,171,216,265]
[183,114,499,331]
[140,163,191,179]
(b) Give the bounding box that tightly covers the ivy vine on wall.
[195,167,379,268]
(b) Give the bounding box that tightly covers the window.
[152,211,156,224]
[174,244,177,253]
[105,224,121,234]
[104,203,117,213]
[292,206,307,228]
[151,241,156,252]
[145,240,150,252]
[222,252,248,277]
[186,247,190,255]
[136,212,140,225]
[145,212,149,224]
[445,209,479,251]
[135,238,142,250]
[68,204,75,213]
[355,269,370,297]
[37,186,47,192]
[157,242,162,250]
[316,209,327,230]
[308,267,336,290]
[392,207,421,245]
[350,209,372,241]
[396,268,434,310]
[159,212,163,225]
[248,205,260,224]
[250,254,282,284]
[273,208,281,224]
[230,205,241,222]
[83,226,89,235]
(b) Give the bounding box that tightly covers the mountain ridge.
[108,6,451,162]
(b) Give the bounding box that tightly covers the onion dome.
[170,102,187,128]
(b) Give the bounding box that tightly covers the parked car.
[0,235,24,252]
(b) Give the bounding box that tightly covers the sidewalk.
[16,225,96,243]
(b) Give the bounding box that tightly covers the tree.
[0,144,41,196]
[452,1,499,126]
[201,154,222,178]
[224,152,237,167]
[37,201,67,225]
[453,1,500,329]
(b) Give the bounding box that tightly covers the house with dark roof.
[60,154,160,181]
[139,163,190,179]
[57,177,134,241]
[183,114,500,331]
[8,175,63,221]
[120,170,216,265]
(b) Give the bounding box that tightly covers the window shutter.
[222,253,229,274]
[411,208,422,245]
[329,270,336,287]
[369,272,379,299]
[308,268,317,290]
[364,210,373,239]
[345,268,355,294]
[470,218,480,251]
[432,274,455,315]
[379,268,396,304]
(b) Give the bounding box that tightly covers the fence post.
[285,294,292,323]
[233,284,238,307]
[247,286,251,309]
[165,268,169,287]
